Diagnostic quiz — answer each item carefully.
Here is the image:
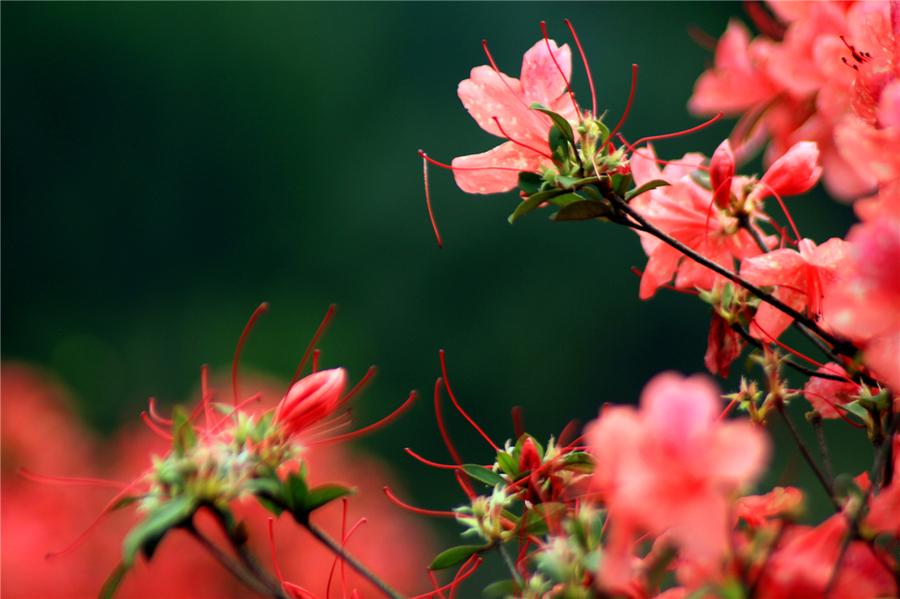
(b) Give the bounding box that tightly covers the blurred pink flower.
[586,372,768,592]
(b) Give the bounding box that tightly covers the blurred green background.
[2,1,868,590]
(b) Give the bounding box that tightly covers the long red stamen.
[799,389,866,428]
[756,180,801,241]
[616,135,711,172]
[564,19,597,117]
[267,518,287,584]
[454,470,477,500]
[427,570,448,599]
[147,397,172,425]
[233,302,269,406]
[18,468,127,490]
[141,411,174,440]
[439,350,501,452]
[411,556,482,599]
[628,113,723,148]
[434,378,465,466]
[491,117,554,160]
[481,39,536,114]
[405,447,465,470]
[339,365,378,407]
[511,405,525,439]
[558,419,580,447]
[312,349,321,373]
[608,64,639,142]
[418,150,524,173]
[750,321,827,368]
[314,391,417,446]
[423,155,444,249]
[540,21,580,117]
[718,398,739,420]
[291,304,337,384]
[47,473,148,559]
[383,487,458,518]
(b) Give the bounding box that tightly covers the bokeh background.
[2,2,869,597]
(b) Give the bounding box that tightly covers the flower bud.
[519,437,542,473]
[275,368,346,438]
[758,141,822,199]
[710,139,735,209]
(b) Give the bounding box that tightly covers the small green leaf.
[123,496,195,567]
[551,200,613,221]
[548,193,585,208]
[429,544,485,570]
[561,451,595,473]
[624,179,670,201]
[462,464,505,487]
[98,562,129,599]
[518,172,543,195]
[496,452,518,477]
[530,103,575,147]
[304,484,354,512]
[508,189,563,224]
[257,495,284,516]
[843,400,869,420]
[109,496,141,512]
[171,406,196,457]
[283,472,308,512]
[483,579,519,598]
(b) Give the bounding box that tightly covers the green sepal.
[462,464,505,487]
[483,579,519,598]
[530,103,575,148]
[283,471,309,512]
[496,451,518,477]
[560,451,594,473]
[304,484,354,512]
[122,495,196,567]
[508,189,564,224]
[518,172,544,195]
[429,544,486,570]
[551,200,613,221]
[625,179,669,201]
[98,562,129,599]
[171,406,197,457]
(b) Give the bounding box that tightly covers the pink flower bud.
[709,139,735,209]
[518,437,541,472]
[275,368,346,437]
[758,141,822,199]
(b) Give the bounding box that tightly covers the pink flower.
[735,486,804,529]
[688,20,780,115]
[757,514,896,599]
[586,372,768,591]
[451,39,576,194]
[740,237,849,340]
[275,368,347,438]
[802,363,859,419]
[629,144,764,298]
[824,214,900,389]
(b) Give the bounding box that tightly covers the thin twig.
[305,521,406,599]
[609,195,852,353]
[811,416,835,483]
[498,543,523,587]
[729,323,846,382]
[187,526,275,598]
[775,400,840,511]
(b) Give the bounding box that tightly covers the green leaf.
[549,126,570,160]
[624,179,669,201]
[561,451,594,473]
[98,562,129,599]
[530,103,575,148]
[109,496,141,512]
[304,484,354,512]
[496,451,518,477]
[508,189,563,224]
[429,544,485,570]
[843,400,869,421]
[123,496,196,567]
[462,464,505,487]
[518,172,543,195]
[483,579,519,598]
[257,495,284,516]
[548,193,585,208]
[171,406,196,457]
[283,472,308,512]
[551,200,613,221]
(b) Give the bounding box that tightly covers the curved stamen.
[18,468,127,490]
[755,180,801,241]
[607,64,639,142]
[439,350,501,452]
[564,19,597,117]
[540,21,580,117]
[313,390,417,446]
[141,411,174,440]
[291,304,337,384]
[404,447,466,470]
[628,113,724,148]
[383,486,458,518]
[491,116,554,160]
[423,155,444,249]
[233,302,269,406]
[418,150,526,173]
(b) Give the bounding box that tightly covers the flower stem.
[304,521,406,599]
[187,525,280,598]
[775,400,840,511]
